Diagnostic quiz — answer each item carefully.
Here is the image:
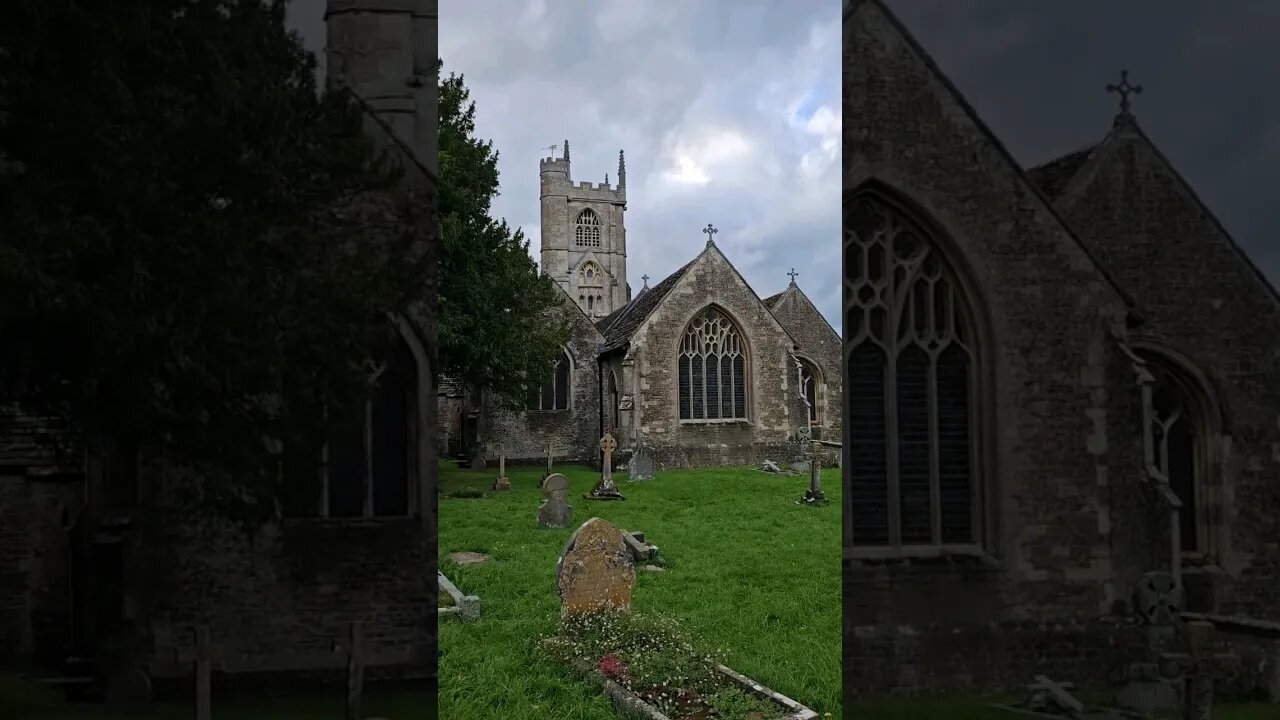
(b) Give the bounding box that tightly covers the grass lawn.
[437,461,842,719]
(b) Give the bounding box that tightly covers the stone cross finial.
[1106,70,1143,116]
[641,274,649,287]
[787,268,799,283]
[702,223,718,245]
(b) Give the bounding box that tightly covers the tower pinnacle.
[563,139,570,163]
[618,150,626,188]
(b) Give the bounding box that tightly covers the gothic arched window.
[575,209,602,248]
[844,192,981,550]
[530,350,572,411]
[797,357,822,426]
[578,260,605,315]
[678,307,748,421]
[1140,351,1218,560]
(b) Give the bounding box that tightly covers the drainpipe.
[595,344,606,469]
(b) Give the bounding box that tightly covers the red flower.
[597,653,627,680]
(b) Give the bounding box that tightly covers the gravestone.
[1117,571,1185,715]
[542,440,555,482]
[760,460,782,474]
[799,441,828,505]
[628,439,653,482]
[538,473,573,528]
[621,530,659,564]
[586,433,624,501]
[104,666,152,714]
[101,623,152,713]
[492,443,510,491]
[1135,571,1182,625]
[449,551,491,566]
[554,517,636,615]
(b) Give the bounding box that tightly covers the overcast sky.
[287,1,1280,335]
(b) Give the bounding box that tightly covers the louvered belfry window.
[845,195,979,549]
[575,209,602,248]
[678,307,748,421]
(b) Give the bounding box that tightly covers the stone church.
[1,0,439,690]
[844,0,1280,702]
[441,143,843,469]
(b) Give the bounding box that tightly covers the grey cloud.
[286,2,1276,335]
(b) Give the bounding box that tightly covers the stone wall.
[768,285,843,439]
[1055,125,1280,622]
[145,512,433,678]
[842,609,1145,697]
[483,293,604,464]
[843,0,1148,695]
[0,475,80,669]
[627,246,808,468]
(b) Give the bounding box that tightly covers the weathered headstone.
[543,440,555,481]
[449,551,491,566]
[538,473,573,528]
[621,530,659,564]
[174,625,213,720]
[1135,571,1182,625]
[437,571,482,621]
[492,443,510,491]
[586,433,624,500]
[760,460,781,473]
[104,665,152,714]
[1031,674,1084,715]
[1118,572,1186,715]
[341,622,364,720]
[101,624,152,713]
[628,440,653,482]
[555,517,636,615]
[1180,620,1240,720]
[800,441,828,504]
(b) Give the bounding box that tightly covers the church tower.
[540,141,629,319]
[324,0,437,173]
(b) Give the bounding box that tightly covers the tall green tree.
[0,0,429,514]
[438,68,568,411]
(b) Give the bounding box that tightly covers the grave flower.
[597,652,627,681]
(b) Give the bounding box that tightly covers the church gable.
[625,243,805,452]
[632,243,797,353]
[1047,118,1280,592]
[766,282,841,436]
[1050,117,1280,333]
[845,0,1130,314]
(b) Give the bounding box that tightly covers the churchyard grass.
[437,461,842,719]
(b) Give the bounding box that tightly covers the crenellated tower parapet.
[540,140,629,319]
